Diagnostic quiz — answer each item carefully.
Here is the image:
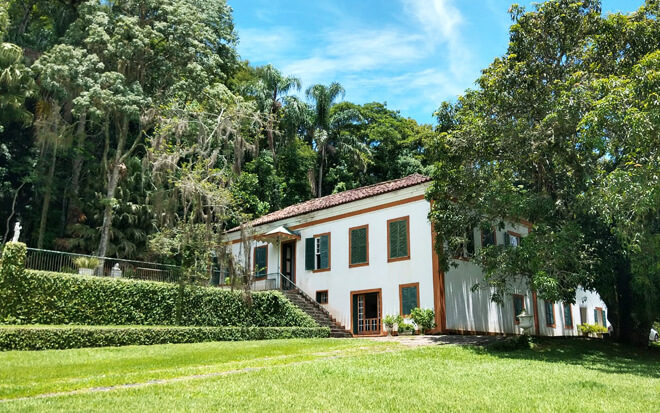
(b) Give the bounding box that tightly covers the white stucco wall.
[228,183,435,332]
[228,185,610,337]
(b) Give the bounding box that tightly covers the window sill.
[388,256,410,263]
[313,268,331,273]
[349,262,369,268]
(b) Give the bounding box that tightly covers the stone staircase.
[281,289,352,338]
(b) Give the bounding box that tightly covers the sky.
[229,0,645,125]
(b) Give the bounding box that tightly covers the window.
[305,233,330,272]
[504,231,521,248]
[563,303,573,329]
[387,216,410,262]
[399,283,419,316]
[482,227,496,248]
[456,228,475,260]
[253,245,267,278]
[349,225,369,267]
[545,301,555,327]
[601,309,606,326]
[513,295,525,324]
[316,290,328,304]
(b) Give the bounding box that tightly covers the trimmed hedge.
[1,269,316,328]
[0,325,330,351]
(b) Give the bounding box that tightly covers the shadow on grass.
[465,337,660,380]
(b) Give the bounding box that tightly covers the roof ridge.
[227,173,430,232]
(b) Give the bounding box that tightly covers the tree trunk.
[317,145,325,198]
[67,112,87,225]
[37,144,58,249]
[97,165,120,258]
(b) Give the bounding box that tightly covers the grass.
[1,337,659,412]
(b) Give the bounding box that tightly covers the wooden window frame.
[349,224,369,268]
[315,290,328,305]
[595,306,603,326]
[513,294,525,325]
[544,300,556,328]
[387,216,411,263]
[253,245,268,278]
[563,303,573,329]
[481,226,497,248]
[399,282,420,316]
[312,232,331,273]
[506,230,522,248]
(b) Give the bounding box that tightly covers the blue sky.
[229,0,644,125]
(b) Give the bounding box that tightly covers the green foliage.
[428,0,660,345]
[409,308,436,333]
[578,324,608,335]
[0,270,317,328]
[0,326,329,351]
[72,256,100,269]
[383,314,403,328]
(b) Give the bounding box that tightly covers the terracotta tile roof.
[228,174,431,232]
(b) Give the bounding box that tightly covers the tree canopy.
[428,0,660,345]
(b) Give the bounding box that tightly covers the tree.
[428,0,660,345]
[305,82,370,197]
[244,64,301,159]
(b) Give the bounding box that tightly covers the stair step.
[281,290,351,338]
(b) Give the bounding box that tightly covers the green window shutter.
[389,219,408,259]
[351,227,367,264]
[401,286,418,315]
[305,238,315,270]
[398,220,408,258]
[389,221,398,258]
[504,232,510,247]
[255,247,267,277]
[564,304,572,328]
[594,309,598,325]
[601,310,606,326]
[545,302,554,325]
[319,234,329,269]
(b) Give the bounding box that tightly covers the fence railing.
[25,248,182,284]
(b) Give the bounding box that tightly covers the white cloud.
[237,27,300,63]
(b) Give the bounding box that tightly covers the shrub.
[410,308,436,333]
[383,314,403,328]
[72,256,100,269]
[0,242,27,322]
[0,326,330,351]
[1,270,316,328]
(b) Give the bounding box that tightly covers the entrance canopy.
[255,226,300,245]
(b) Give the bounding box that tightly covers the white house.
[226,174,610,336]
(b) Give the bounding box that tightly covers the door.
[281,241,295,290]
[352,291,381,335]
[580,307,587,325]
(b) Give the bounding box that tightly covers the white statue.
[11,221,21,243]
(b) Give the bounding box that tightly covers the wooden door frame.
[349,288,383,336]
[281,240,296,285]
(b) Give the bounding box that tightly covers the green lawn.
[1,338,659,412]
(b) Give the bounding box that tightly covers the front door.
[352,291,381,335]
[580,307,587,325]
[281,241,295,290]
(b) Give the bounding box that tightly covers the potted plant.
[383,315,403,336]
[398,318,415,335]
[410,307,436,335]
[73,256,100,276]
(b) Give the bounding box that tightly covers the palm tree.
[305,82,370,197]
[249,64,301,159]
